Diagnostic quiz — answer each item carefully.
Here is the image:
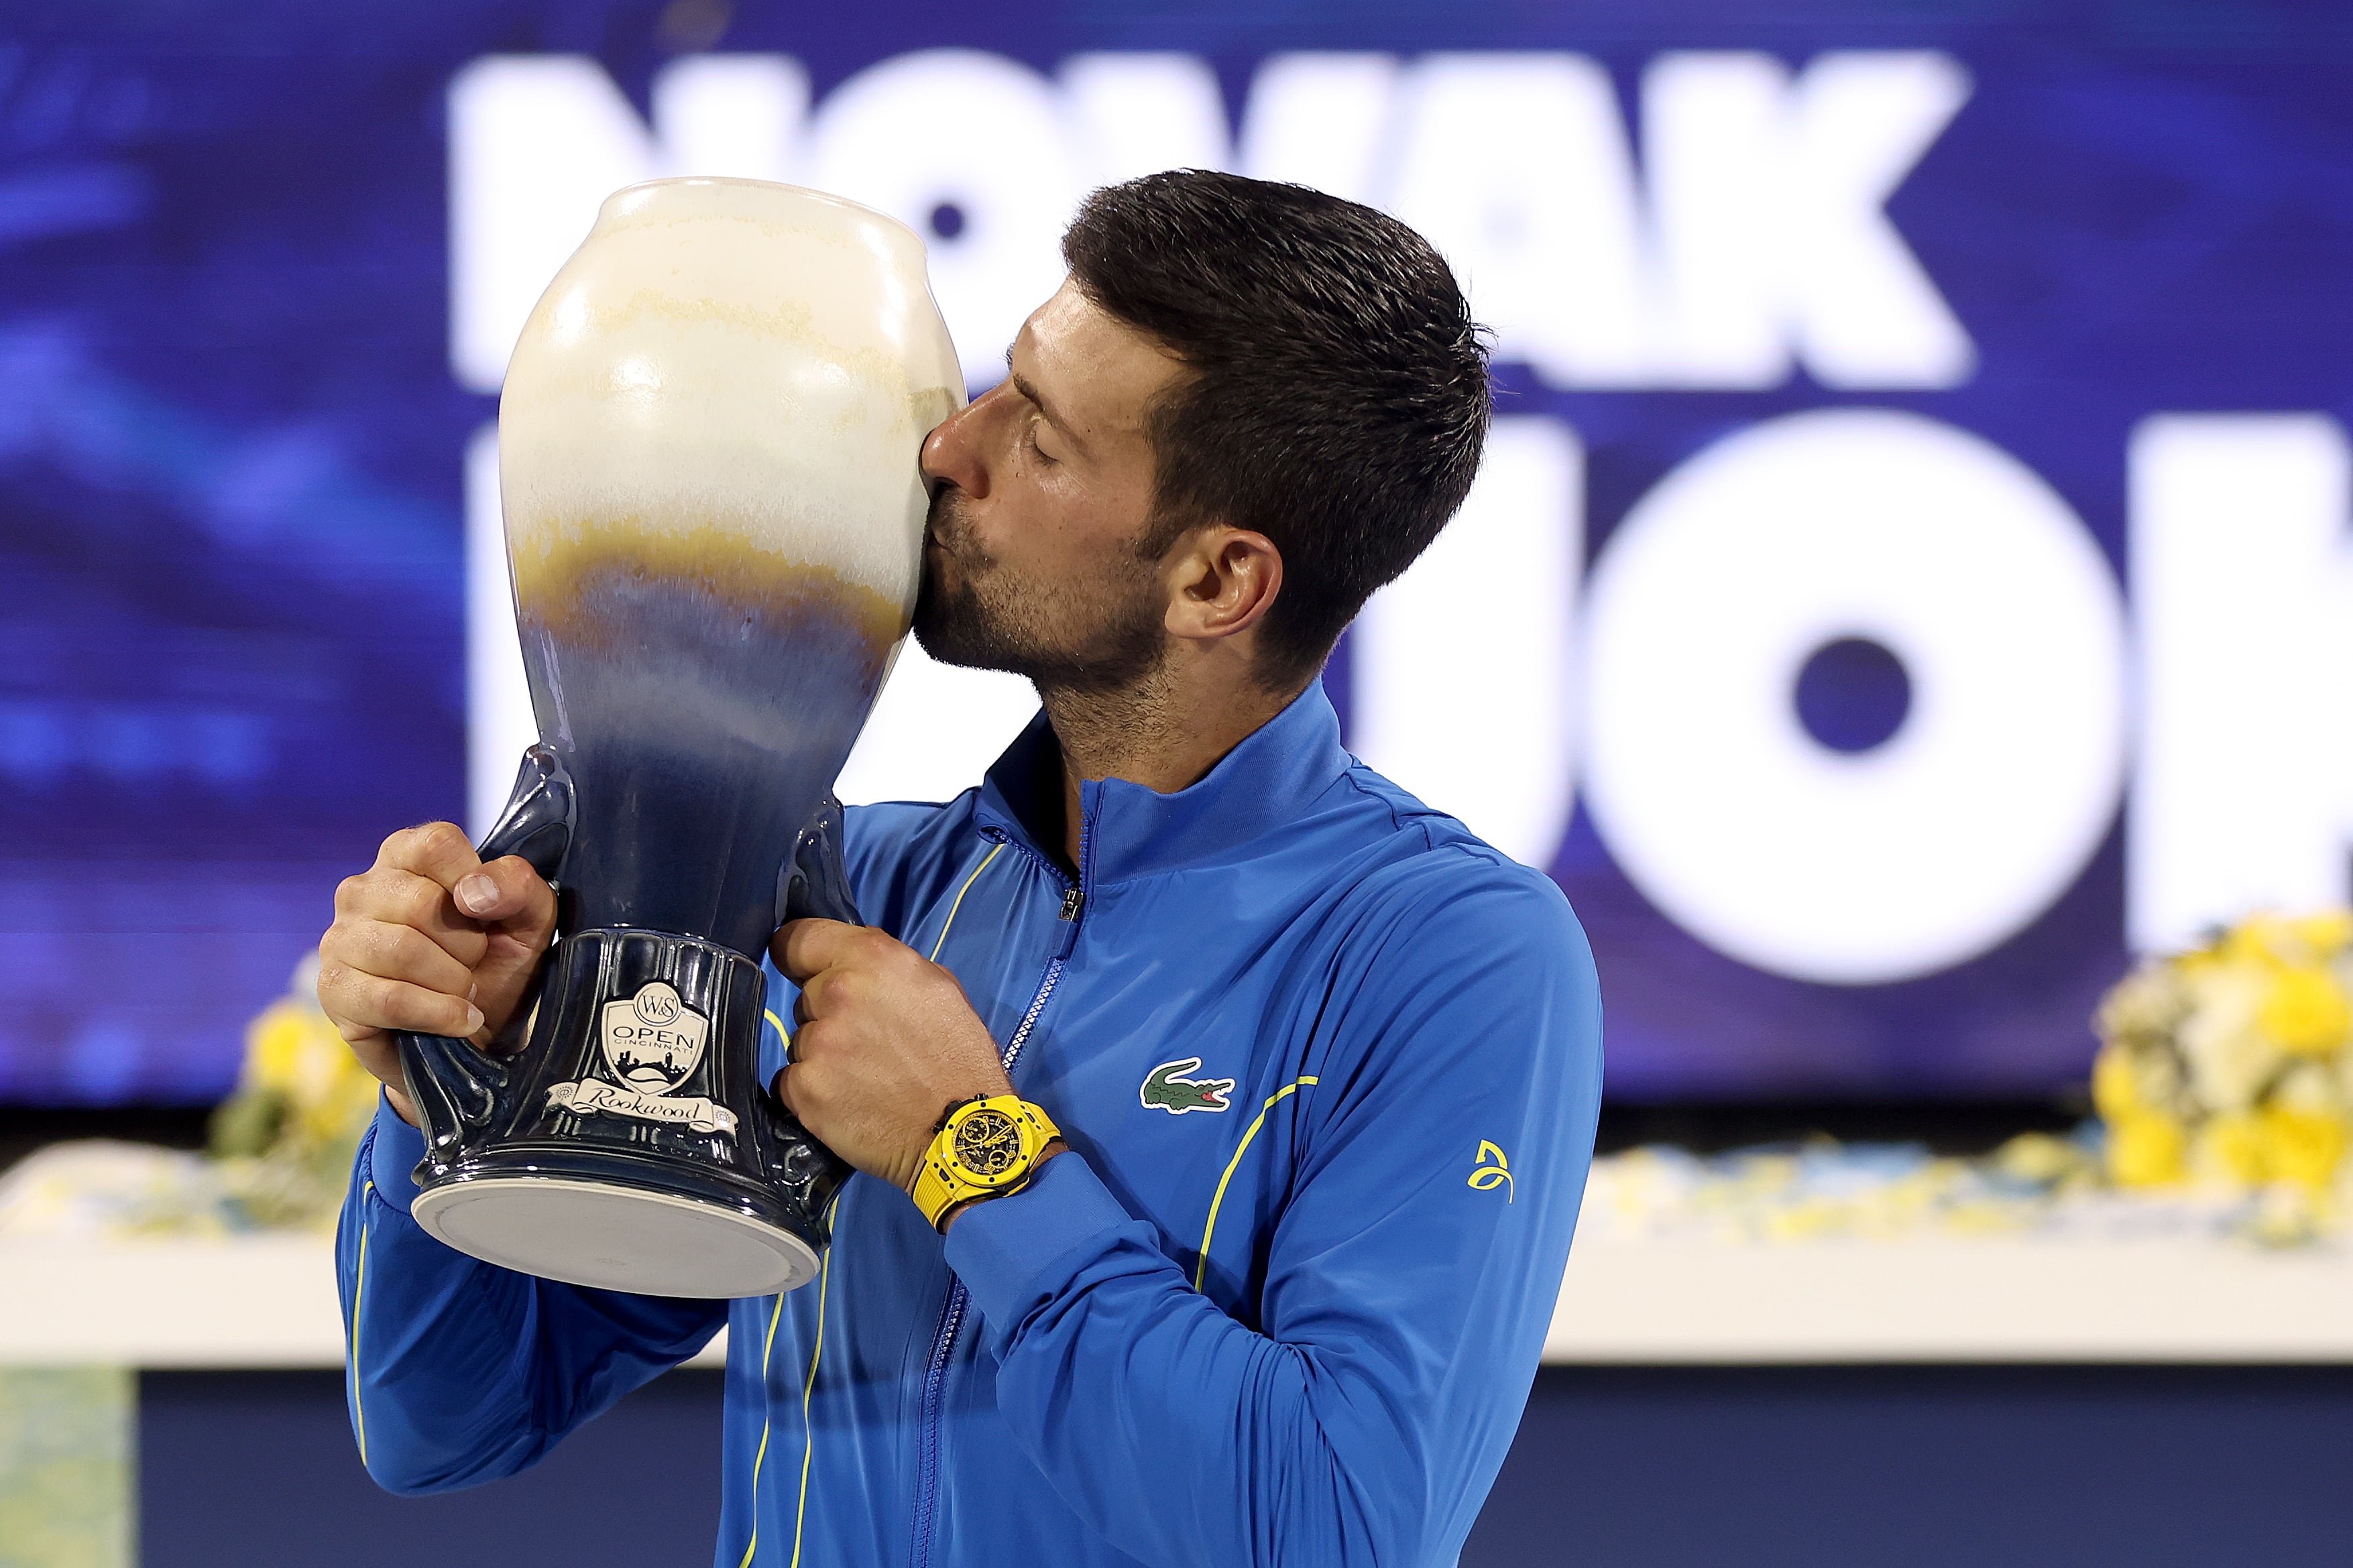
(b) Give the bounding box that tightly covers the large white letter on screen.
[1353,417,1581,869]
[464,426,535,837]
[1387,54,1653,387]
[1641,52,1787,387]
[2129,416,2353,951]
[1582,410,2126,983]
[449,58,659,394]
[807,50,1080,387]
[1237,54,1399,202]
[1642,50,1975,391]
[833,640,1041,809]
[449,54,807,394]
[650,54,804,184]
[1062,54,1229,186]
[1785,52,1975,387]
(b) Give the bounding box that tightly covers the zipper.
[909,1285,967,1568]
[909,799,1096,1568]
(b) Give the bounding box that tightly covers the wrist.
[909,1096,1064,1231]
[939,1142,1065,1233]
[895,1082,1013,1199]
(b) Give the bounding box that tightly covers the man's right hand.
[318,822,558,1128]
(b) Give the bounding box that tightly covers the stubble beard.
[911,485,1169,699]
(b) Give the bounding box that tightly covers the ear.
[1161,526,1283,645]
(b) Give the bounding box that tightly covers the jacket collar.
[972,680,1351,886]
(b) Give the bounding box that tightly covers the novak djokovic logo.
[1469,1141,1513,1202]
[1139,1058,1235,1115]
[547,979,737,1135]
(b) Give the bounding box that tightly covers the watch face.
[952,1107,1023,1179]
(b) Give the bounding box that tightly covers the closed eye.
[1003,349,1076,462]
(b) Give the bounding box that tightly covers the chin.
[911,594,1005,674]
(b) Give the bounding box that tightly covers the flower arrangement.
[203,955,383,1228]
[2093,912,2352,1217]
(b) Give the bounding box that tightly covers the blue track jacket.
[337,682,1603,1567]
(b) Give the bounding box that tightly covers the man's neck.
[1037,664,1300,870]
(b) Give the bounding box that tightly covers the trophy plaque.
[397,178,962,1299]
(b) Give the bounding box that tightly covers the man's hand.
[317,822,558,1127]
[771,919,1014,1198]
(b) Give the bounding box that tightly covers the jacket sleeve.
[334,1095,727,1495]
[942,854,1604,1568]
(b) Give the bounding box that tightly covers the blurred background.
[1,1,2350,1565]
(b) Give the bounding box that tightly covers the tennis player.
[318,169,1603,1568]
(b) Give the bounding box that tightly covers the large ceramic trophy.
[398,178,962,1299]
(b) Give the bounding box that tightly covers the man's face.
[913,280,1190,692]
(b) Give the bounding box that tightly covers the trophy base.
[411,1175,821,1299]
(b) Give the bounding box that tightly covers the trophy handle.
[476,743,577,886]
[777,793,860,928]
[398,745,578,1167]
[762,794,860,1230]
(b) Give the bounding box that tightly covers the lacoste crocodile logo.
[1139,1057,1237,1115]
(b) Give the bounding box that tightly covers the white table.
[1547,1232,2353,1362]
[4,1230,2347,1368]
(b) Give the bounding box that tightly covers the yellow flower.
[2096,961,2187,1048]
[2177,965,2281,1113]
[243,1004,308,1097]
[2091,912,2353,1203]
[2193,1111,2270,1187]
[2258,1105,2348,1192]
[2273,1057,2348,1117]
[233,994,378,1160]
[2091,1041,2183,1122]
[2214,922,2269,971]
[2258,966,2352,1055]
[2106,1112,2186,1187]
[2091,1045,2135,1121]
[2289,910,2353,957]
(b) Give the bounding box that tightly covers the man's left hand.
[771,919,1015,1199]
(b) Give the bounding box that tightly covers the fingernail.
[463,1002,485,1035]
[455,874,497,915]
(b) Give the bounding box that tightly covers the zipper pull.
[1053,887,1085,958]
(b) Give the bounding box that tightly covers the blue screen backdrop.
[5,1,2352,1103]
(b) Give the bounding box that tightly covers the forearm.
[336,1098,724,1494]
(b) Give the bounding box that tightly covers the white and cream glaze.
[500,175,963,627]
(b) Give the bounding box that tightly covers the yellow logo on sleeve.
[1469,1140,1513,1201]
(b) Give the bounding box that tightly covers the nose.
[920,390,996,499]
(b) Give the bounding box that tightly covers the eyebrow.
[1004,349,1082,453]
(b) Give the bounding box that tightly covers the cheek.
[966,450,1153,596]
[979,484,1090,572]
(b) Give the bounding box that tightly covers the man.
[320,170,1602,1568]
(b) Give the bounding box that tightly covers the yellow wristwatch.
[911,1094,1062,1231]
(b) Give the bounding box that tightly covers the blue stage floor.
[138,1364,2353,1567]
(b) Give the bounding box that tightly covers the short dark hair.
[1061,170,1491,688]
